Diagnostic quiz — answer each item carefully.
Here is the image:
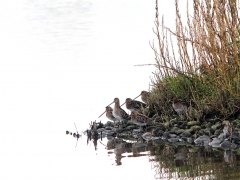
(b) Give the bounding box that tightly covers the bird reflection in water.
[224,150,236,167]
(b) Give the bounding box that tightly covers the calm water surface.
[1,0,240,179]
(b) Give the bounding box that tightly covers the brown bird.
[140,91,150,104]
[125,98,146,112]
[105,106,118,123]
[130,111,153,126]
[223,122,234,138]
[108,98,130,122]
[172,98,188,115]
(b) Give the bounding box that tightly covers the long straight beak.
[120,102,126,107]
[133,94,141,100]
[120,94,141,107]
[98,111,106,118]
[98,101,114,118]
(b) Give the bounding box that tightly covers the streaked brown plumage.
[130,111,153,126]
[105,106,118,123]
[125,98,146,112]
[223,122,234,138]
[111,98,130,122]
[140,91,150,104]
[172,98,188,115]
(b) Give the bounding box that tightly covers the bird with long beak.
[125,98,146,112]
[223,122,234,139]
[172,98,188,115]
[108,98,130,122]
[105,106,118,123]
[130,111,153,126]
[140,91,150,104]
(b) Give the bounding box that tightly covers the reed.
[150,0,240,119]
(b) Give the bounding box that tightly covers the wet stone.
[187,121,199,126]
[105,121,115,127]
[105,126,112,130]
[162,132,169,140]
[146,126,158,132]
[187,137,194,144]
[175,129,185,135]
[180,131,192,137]
[209,118,221,124]
[125,125,137,130]
[152,129,164,137]
[204,122,212,128]
[203,128,212,136]
[168,137,179,143]
[198,129,205,136]
[194,135,210,146]
[168,133,178,138]
[211,123,222,131]
[232,119,240,126]
[214,129,221,136]
[222,120,230,125]
[169,127,180,133]
[190,125,201,132]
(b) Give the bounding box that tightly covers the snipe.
[223,122,234,138]
[140,91,150,104]
[105,106,118,123]
[125,98,146,112]
[172,98,188,115]
[130,111,153,126]
[108,98,130,122]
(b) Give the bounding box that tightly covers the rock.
[204,122,212,128]
[105,121,115,127]
[211,122,221,131]
[194,135,210,146]
[168,133,178,138]
[203,128,212,136]
[105,126,112,130]
[209,118,221,124]
[209,138,222,147]
[187,121,199,126]
[222,120,230,125]
[161,132,169,140]
[214,129,221,136]
[125,125,137,130]
[142,132,152,141]
[190,125,201,131]
[187,137,194,144]
[168,136,179,142]
[152,128,164,137]
[169,127,180,134]
[180,130,192,137]
[175,129,185,135]
[232,119,240,126]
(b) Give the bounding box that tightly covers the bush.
[149,0,240,120]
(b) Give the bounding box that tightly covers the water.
[1,0,240,179]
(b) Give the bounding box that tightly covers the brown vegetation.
[148,0,240,120]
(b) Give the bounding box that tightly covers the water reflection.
[83,131,240,179]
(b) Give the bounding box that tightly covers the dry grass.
[149,0,240,120]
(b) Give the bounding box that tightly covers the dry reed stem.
[150,0,240,118]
